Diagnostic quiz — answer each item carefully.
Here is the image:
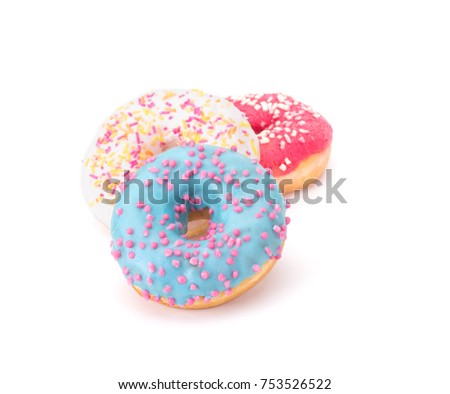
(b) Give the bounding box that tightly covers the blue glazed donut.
[110,144,288,309]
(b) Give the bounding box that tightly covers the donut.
[110,144,288,309]
[228,93,332,194]
[82,89,260,227]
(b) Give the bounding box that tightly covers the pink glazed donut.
[228,93,332,193]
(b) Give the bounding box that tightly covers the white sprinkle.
[299,128,309,134]
[313,113,321,118]
[280,140,286,149]
[261,101,268,111]
[275,120,281,126]
[285,134,292,143]
[277,94,286,102]
[285,158,292,165]
[254,104,261,110]
[291,130,297,137]
[279,163,287,171]
[277,135,282,139]
[260,136,270,144]
[269,133,275,138]
[299,136,306,143]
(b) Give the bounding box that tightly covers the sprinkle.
[200,271,210,280]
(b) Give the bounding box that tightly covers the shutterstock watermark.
[101,169,347,206]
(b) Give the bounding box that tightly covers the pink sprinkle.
[269,212,277,220]
[151,242,158,249]
[164,249,173,257]
[252,264,261,272]
[158,267,165,276]
[200,271,210,280]
[188,150,195,157]
[136,201,145,208]
[234,206,243,213]
[116,238,123,246]
[149,166,159,173]
[243,169,250,176]
[174,239,184,246]
[161,238,169,246]
[199,153,206,160]
[169,160,177,168]
[231,249,239,257]
[148,263,155,272]
[233,229,241,237]
[122,266,129,275]
[232,270,239,279]
[127,276,133,285]
[147,277,153,285]
[163,285,171,293]
[162,159,169,166]
[224,280,231,289]
[214,249,222,258]
[202,251,209,258]
[190,283,198,290]
[139,242,146,249]
[117,208,123,216]
[255,212,262,219]
[261,232,268,240]
[211,290,219,297]
[168,298,175,306]
[177,275,187,284]
[186,298,194,305]
[184,159,192,167]
[243,235,251,242]
[226,257,234,265]
[125,240,134,248]
[286,217,291,225]
[134,273,141,281]
[126,228,134,234]
[189,257,199,266]
[218,273,226,281]
[141,290,150,300]
[143,230,149,237]
[172,259,180,268]
[145,222,152,229]
[128,252,135,259]
[222,204,228,210]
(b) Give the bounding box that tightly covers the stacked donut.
[82,89,332,309]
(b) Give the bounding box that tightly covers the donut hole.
[184,208,211,240]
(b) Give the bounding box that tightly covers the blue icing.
[111,144,287,306]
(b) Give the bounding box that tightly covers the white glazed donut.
[81,89,260,227]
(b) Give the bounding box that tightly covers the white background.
[1,1,449,393]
